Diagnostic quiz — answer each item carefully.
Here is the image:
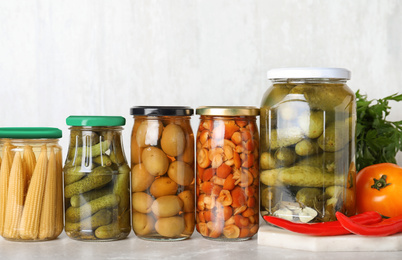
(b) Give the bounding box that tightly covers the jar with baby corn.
[0,127,63,241]
[195,106,260,241]
[260,67,356,224]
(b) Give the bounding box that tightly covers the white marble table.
[1,225,402,260]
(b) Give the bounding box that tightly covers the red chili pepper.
[336,212,402,236]
[263,211,383,236]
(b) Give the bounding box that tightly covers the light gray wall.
[1,0,401,163]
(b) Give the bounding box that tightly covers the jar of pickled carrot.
[0,127,63,241]
[64,116,131,241]
[195,106,260,241]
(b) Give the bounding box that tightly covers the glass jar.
[64,116,131,241]
[130,106,195,241]
[260,67,356,224]
[195,106,260,241]
[0,127,63,241]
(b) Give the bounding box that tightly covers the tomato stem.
[371,175,391,191]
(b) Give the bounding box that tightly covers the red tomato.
[356,163,402,218]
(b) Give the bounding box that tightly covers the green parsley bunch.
[356,90,402,172]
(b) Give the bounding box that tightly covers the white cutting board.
[258,224,402,252]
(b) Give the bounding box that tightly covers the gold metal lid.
[196,106,260,116]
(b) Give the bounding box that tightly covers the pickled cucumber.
[93,209,130,239]
[109,134,126,164]
[68,140,111,160]
[69,131,100,148]
[261,187,273,209]
[318,121,351,152]
[114,164,130,209]
[297,110,324,139]
[93,155,112,166]
[94,222,120,239]
[295,139,320,156]
[295,188,323,208]
[64,166,88,185]
[260,84,292,108]
[66,194,120,222]
[260,166,346,187]
[290,84,352,111]
[64,166,114,198]
[275,147,297,167]
[260,152,276,170]
[268,127,304,150]
[65,209,112,231]
[70,185,113,207]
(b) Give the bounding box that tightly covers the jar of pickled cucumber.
[260,67,356,224]
[130,106,195,241]
[64,116,131,241]
[0,127,63,241]
[195,106,260,241]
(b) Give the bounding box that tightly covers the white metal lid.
[267,67,351,80]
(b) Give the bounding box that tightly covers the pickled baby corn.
[0,145,12,236]
[19,146,48,240]
[3,152,24,239]
[23,145,36,189]
[38,148,57,240]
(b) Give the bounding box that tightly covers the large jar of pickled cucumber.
[260,68,356,224]
[0,127,63,241]
[130,106,195,241]
[64,116,131,241]
[195,106,260,241]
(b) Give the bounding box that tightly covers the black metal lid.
[130,106,194,116]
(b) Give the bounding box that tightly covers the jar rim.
[267,67,351,80]
[196,106,260,116]
[0,127,62,139]
[130,106,194,116]
[66,116,126,126]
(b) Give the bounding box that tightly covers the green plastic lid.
[66,116,126,126]
[0,127,62,139]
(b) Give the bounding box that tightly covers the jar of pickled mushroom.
[130,106,195,241]
[195,106,260,241]
[0,127,63,241]
[260,67,356,224]
[64,116,131,241]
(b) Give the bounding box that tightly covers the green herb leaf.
[356,90,402,171]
